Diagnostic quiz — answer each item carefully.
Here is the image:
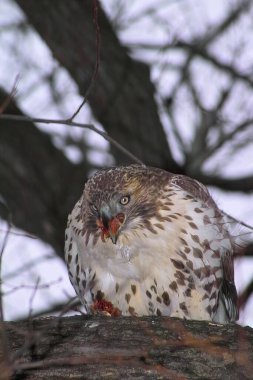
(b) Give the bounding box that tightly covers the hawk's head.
[82,165,169,244]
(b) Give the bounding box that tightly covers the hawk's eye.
[120,195,130,205]
[90,204,98,213]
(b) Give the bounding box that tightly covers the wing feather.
[170,173,238,321]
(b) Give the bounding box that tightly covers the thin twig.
[0,113,144,164]
[3,277,62,296]
[57,296,81,318]
[28,277,40,321]
[68,0,100,121]
[16,297,81,321]
[4,253,54,281]
[0,228,37,240]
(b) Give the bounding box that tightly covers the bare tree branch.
[0,113,143,165]
[15,0,178,170]
[201,0,251,45]
[176,39,253,87]
[4,315,253,379]
[195,172,253,193]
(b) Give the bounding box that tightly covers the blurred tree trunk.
[0,89,87,257]
[15,0,179,171]
[3,315,253,379]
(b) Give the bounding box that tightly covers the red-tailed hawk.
[65,165,239,322]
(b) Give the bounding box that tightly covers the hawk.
[65,165,239,323]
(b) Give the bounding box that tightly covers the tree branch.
[200,0,251,45]
[195,172,253,193]
[0,114,143,165]
[176,39,253,88]
[0,88,89,258]
[15,0,179,171]
[4,315,253,379]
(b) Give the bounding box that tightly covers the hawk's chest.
[81,193,226,284]
[82,231,168,281]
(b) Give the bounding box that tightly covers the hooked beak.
[96,209,125,244]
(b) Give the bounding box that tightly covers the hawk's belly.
[78,218,226,321]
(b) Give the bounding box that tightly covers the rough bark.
[15,0,178,171]
[2,315,253,379]
[0,89,88,257]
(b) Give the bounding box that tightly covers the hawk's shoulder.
[168,173,218,211]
